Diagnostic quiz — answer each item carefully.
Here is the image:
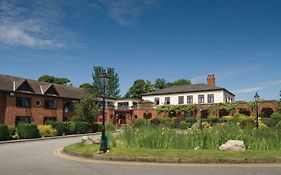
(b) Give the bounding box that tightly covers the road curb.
[0,132,101,145]
[62,148,281,164]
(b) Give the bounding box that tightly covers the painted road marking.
[53,148,281,168]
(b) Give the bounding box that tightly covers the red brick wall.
[4,93,64,126]
[0,92,7,124]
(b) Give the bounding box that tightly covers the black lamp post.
[144,110,149,125]
[199,108,203,129]
[254,92,260,129]
[100,72,109,153]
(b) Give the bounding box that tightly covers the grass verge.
[64,142,281,159]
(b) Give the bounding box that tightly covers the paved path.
[0,136,281,175]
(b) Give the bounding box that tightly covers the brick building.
[0,74,83,126]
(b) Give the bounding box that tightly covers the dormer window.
[43,84,58,96]
[16,80,34,93]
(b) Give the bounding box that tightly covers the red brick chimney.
[207,74,216,87]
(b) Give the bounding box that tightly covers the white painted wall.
[142,90,235,106]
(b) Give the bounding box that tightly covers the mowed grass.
[64,142,281,159]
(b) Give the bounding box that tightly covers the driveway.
[0,136,281,175]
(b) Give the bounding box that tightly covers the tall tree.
[92,66,120,98]
[125,79,154,99]
[38,75,71,85]
[167,79,191,87]
[154,78,167,90]
[73,92,100,131]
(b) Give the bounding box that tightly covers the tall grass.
[111,125,281,150]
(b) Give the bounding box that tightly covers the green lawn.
[64,142,281,159]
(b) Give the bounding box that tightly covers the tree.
[167,79,191,87]
[154,78,167,90]
[92,66,120,98]
[125,79,154,99]
[73,92,100,131]
[38,75,71,85]
[79,83,93,90]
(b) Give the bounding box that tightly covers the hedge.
[17,123,40,139]
[0,124,10,141]
[45,120,66,136]
[67,121,90,134]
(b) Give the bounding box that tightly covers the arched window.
[261,108,274,118]
[219,108,229,117]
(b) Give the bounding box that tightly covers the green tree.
[92,66,120,98]
[125,79,154,99]
[167,79,191,87]
[38,75,71,85]
[79,83,93,90]
[73,92,100,131]
[154,78,167,90]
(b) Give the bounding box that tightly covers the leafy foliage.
[44,120,66,136]
[125,79,154,98]
[38,75,71,85]
[37,125,57,137]
[92,66,120,98]
[156,104,197,113]
[0,124,10,141]
[17,123,40,139]
[167,79,191,87]
[154,78,167,90]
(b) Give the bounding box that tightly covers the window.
[64,102,74,112]
[154,97,160,105]
[164,97,170,105]
[178,96,184,104]
[15,116,31,126]
[44,100,57,109]
[198,95,205,104]
[132,102,138,108]
[187,96,193,104]
[118,102,129,109]
[16,97,31,108]
[207,94,214,103]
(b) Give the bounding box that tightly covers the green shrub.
[45,120,66,136]
[179,121,189,129]
[186,118,197,127]
[106,122,116,131]
[0,124,10,141]
[271,112,281,126]
[159,117,175,128]
[17,123,40,139]
[221,116,233,123]
[206,116,220,125]
[232,113,247,124]
[191,122,200,129]
[93,122,103,132]
[240,117,255,128]
[38,125,57,137]
[8,126,16,139]
[67,122,76,134]
[75,122,90,134]
[133,119,146,128]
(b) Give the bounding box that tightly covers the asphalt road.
[0,136,281,175]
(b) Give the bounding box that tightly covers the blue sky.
[0,0,281,101]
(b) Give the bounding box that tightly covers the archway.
[239,108,251,116]
[201,110,209,119]
[218,108,229,117]
[261,107,274,118]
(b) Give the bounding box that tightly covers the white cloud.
[236,80,281,94]
[0,0,65,48]
[98,0,158,27]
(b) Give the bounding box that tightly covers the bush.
[240,117,255,128]
[106,122,116,131]
[67,122,76,135]
[0,124,10,141]
[75,122,90,134]
[202,121,211,128]
[206,116,220,125]
[133,119,146,128]
[159,117,175,128]
[45,120,66,136]
[271,112,281,126]
[93,122,103,132]
[221,116,233,123]
[38,125,57,137]
[186,118,197,127]
[150,118,161,126]
[191,122,200,129]
[179,121,189,129]
[8,126,16,139]
[17,123,40,139]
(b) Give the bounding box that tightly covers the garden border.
[62,148,281,164]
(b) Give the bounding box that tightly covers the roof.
[0,74,84,99]
[143,83,235,96]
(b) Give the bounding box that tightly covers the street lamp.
[144,110,149,125]
[100,72,109,153]
[254,92,260,129]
